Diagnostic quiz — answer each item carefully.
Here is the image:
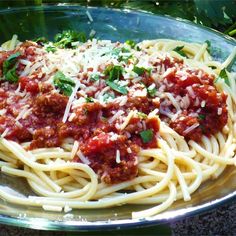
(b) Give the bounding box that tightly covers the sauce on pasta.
[0,34,235,218]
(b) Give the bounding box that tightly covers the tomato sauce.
[0,42,228,184]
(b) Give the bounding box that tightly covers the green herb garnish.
[125,40,140,51]
[54,30,87,49]
[198,114,206,120]
[133,66,151,76]
[205,40,212,53]
[140,129,153,143]
[215,68,230,86]
[105,80,128,95]
[104,65,123,81]
[209,66,217,69]
[85,97,94,103]
[147,86,157,97]
[137,112,148,119]
[173,46,188,58]
[109,47,132,62]
[53,71,75,96]
[3,52,21,83]
[125,40,136,49]
[46,46,57,53]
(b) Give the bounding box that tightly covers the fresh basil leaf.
[54,30,87,49]
[46,46,57,53]
[133,66,151,76]
[105,80,128,95]
[3,52,21,75]
[173,46,188,58]
[58,83,73,96]
[104,65,123,81]
[3,52,21,83]
[5,65,19,83]
[53,71,75,96]
[215,68,230,86]
[140,129,153,143]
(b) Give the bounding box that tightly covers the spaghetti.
[0,34,235,219]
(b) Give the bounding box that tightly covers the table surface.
[0,202,235,236]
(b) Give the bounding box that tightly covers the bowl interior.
[0,6,235,231]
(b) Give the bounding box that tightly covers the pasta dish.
[0,32,235,218]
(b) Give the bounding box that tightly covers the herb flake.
[133,66,151,76]
[173,46,188,58]
[85,97,94,103]
[54,30,87,49]
[46,46,57,53]
[53,71,75,96]
[105,80,128,95]
[3,52,21,83]
[147,87,157,97]
[215,68,230,86]
[104,65,123,81]
[140,129,153,143]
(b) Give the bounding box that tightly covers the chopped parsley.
[54,30,87,49]
[173,46,188,58]
[46,46,57,53]
[104,65,123,81]
[215,68,230,86]
[133,66,151,76]
[2,52,21,83]
[140,129,153,143]
[53,71,75,96]
[105,80,128,95]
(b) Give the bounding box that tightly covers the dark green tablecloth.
[0,202,235,236]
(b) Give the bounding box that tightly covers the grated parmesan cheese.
[183,123,199,135]
[116,150,121,163]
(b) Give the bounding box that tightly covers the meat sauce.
[156,63,227,141]
[0,43,228,184]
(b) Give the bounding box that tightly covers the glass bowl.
[0,5,235,231]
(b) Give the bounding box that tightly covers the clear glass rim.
[0,5,235,231]
[0,5,235,45]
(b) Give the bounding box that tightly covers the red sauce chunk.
[157,67,227,141]
[0,41,228,184]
